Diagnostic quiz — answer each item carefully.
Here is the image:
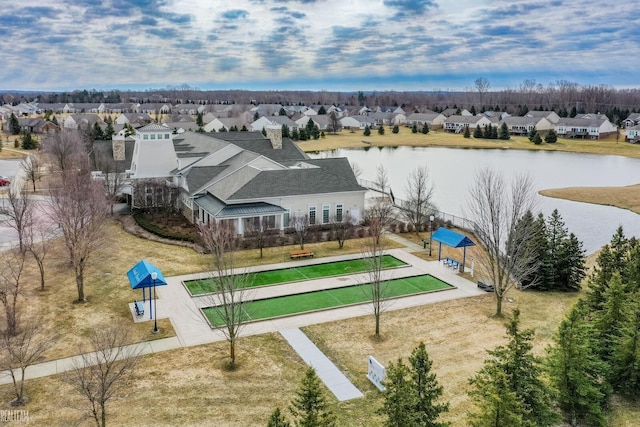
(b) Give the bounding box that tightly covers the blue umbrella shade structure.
[431,227,476,272]
[127,260,167,325]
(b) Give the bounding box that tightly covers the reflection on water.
[311,146,640,254]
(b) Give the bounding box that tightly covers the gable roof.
[431,227,475,248]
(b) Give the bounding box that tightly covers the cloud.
[221,9,249,20]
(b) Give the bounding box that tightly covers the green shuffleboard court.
[202,274,452,327]
[185,254,408,295]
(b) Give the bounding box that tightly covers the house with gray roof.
[443,115,491,133]
[406,112,446,127]
[105,124,365,235]
[498,116,553,136]
[623,113,640,128]
[554,117,617,139]
[525,110,560,124]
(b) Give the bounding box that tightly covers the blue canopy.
[127,260,167,289]
[431,227,476,248]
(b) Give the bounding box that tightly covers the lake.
[310,146,640,254]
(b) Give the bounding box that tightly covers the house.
[340,115,374,130]
[443,115,491,133]
[441,108,472,117]
[204,117,247,133]
[623,113,640,128]
[625,125,640,142]
[406,113,447,128]
[554,117,617,139]
[63,114,104,130]
[250,115,298,132]
[3,118,58,134]
[498,116,553,136]
[115,113,153,126]
[525,110,560,124]
[163,122,200,133]
[249,104,283,117]
[135,103,172,114]
[107,124,365,234]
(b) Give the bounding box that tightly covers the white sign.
[367,356,386,392]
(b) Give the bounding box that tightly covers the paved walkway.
[0,241,484,397]
[280,328,364,401]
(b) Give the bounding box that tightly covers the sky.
[1,0,638,92]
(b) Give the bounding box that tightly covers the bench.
[477,281,495,292]
[290,249,314,259]
[443,257,460,271]
[134,300,144,316]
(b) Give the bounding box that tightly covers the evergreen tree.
[51,115,59,126]
[240,125,248,131]
[421,123,429,135]
[261,127,267,137]
[593,274,629,366]
[311,124,320,139]
[409,342,450,427]
[254,111,260,121]
[196,111,204,127]
[289,367,336,427]
[545,129,558,143]
[585,227,629,310]
[93,122,105,140]
[556,232,586,291]
[105,120,114,137]
[20,131,37,150]
[490,124,498,139]
[463,125,471,139]
[611,298,640,396]
[392,125,399,134]
[412,123,418,134]
[468,310,557,427]
[298,128,308,141]
[282,124,290,138]
[547,303,611,427]
[482,124,491,139]
[279,107,287,116]
[317,106,327,115]
[305,118,315,134]
[570,106,577,118]
[378,125,385,135]
[468,369,525,427]
[9,113,20,135]
[267,407,291,427]
[473,125,482,138]
[514,211,546,288]
[470,105,476,115]
[379,359,417,427]
[532,132,542,145]
[498,122,510,140]
[528,126,537,142]
[363,126,371,137]
[291,128,299,140]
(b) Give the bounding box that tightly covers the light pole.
[151,271,159,333]
[429,215,435,257]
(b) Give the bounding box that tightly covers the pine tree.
[593,274,629,366]
[363,126,371,137]
[470,105,476,115]
[262,127,267,137]
[482,124,491,139]
[409,342,449,427]
[291,128,299,140]
[317,106,327,115]
[463,126,470,138]
[282,124,290,138]
[421,122,429,134]
[498,122,510,140]
[379,359,417,427]
[93,122,105,140]
[378,125,385,135]
[392,125,399,134]
[585,227,629,310]
[240,125,248,131]
[468,369,525,427]
[547,303,611,427]
[468,310,557,427]
[9,113,20,135]
[532,132,542,145]
[289,367,336,427]
[528,126,537,142]
[196,111,204,127]
[20,131,37,150]
[473,125,482,138]
[279,107,287,116]
[267,407,291,427]
[490,124,498,139]
[412,123,418,134]
[545,129,558,143]
[611,298,640,396]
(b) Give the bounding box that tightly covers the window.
[322,204,330,224]
[309,206,316,225]
[336,203,343,222]
[143,134,149,140]
[150,134,156,139]
[283,210,290,228]
[165,133,170,139]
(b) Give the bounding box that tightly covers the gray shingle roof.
[184,166,227,191]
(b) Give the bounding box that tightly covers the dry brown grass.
[300,126,640,159]
[541,184,640,215]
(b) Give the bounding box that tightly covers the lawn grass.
[185,254,408,295]
[541,183,640,215]
[203,274,452,326]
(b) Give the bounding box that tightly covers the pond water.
[310,146,640,254]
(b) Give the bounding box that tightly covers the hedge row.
[132,210,196,242]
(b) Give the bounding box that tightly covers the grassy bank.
[540,184,640,215]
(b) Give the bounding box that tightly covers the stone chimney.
[265,125,282,149]
[112,137,125,161]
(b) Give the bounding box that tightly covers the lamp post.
[429,215,435,257]
[151,271,159,333]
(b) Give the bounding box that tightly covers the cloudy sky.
[2,0,637,92]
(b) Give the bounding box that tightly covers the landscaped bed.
[184,254,408,295]
[202,274,452,326]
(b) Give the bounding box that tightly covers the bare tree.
[48,170,109,302]
[40,129,87,173]
[362,218,391,337]
[1,319,53,406]
[400,166,435,233]
[198,221,253,368]
[93,148,126,214]
[475,77,491,107]
[466,168,539,316]
[65,325,141,427]
[131,179,177,212]
[24,220,54,291]
[330,212,353,249]
[21,154,42,192]
[327,111,342,134]
[0,248,27,337]
[292,213,311,250]
[350,161,362,180]
[0,185,33,253]
[245,216,274,258]
[366,165,395,244]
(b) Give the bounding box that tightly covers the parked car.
[0,176,10,186]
